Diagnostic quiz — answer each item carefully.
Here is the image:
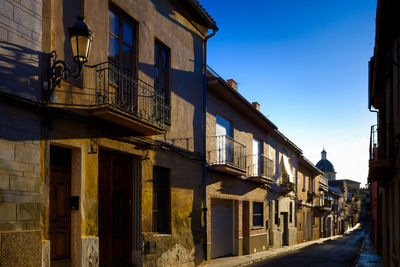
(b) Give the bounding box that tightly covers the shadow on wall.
[144,0,207,155]
[0,41,42,102]
[143,3,207,263]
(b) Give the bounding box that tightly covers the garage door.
[211,199,234,258]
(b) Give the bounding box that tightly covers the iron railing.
[207,135,246,170]
[95,61,170,126]
[281,174,295,192]
[369,124,378,160]
[248,154,274,178]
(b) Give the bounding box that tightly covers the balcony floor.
[91,105,165,135]
[209,163,246,176]
[247,175,274,184]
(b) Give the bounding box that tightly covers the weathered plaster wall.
[49,0,207,154]
[43,0,208,265]
[142,150,204,267]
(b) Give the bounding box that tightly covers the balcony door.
[252,138,262,176]
[108,8,137,111]
[216,115,233,164]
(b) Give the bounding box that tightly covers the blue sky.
[200,0,377,185]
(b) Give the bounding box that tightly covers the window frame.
[152,166,171,234]
[252,201,264,228]
[108,5,138,74]
[154,39,171,105]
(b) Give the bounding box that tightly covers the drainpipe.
[202,25,218,261]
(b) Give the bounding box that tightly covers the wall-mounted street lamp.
[47,16,93,102]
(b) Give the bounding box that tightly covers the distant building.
[296,157,323,243]
[329,179,361,195]
[316,149,336,180]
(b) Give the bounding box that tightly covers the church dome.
[316,159,335,172]
[316,149,335,172]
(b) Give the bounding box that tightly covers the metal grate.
[95,61,170,126]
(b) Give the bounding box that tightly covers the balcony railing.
[94,61,170,128]
[207,135,246,174]
[368,123,394,182]
[248,154,274,178]
[281,176,295,192]
[369,124,378,160]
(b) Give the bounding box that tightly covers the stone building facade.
[1,0,218,266]
[205,69,300,258]
[296,156,322,243]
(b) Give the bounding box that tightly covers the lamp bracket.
[47,51,83,103]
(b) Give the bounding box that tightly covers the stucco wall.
[41,0,209,266]
[48,0,207,154]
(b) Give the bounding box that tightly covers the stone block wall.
[0,0,42,102]
[0,1,43,265]
[0,104,41,232]
[0,103,41,265]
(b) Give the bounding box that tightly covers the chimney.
[227,79,237,91]
[252,102,260,111]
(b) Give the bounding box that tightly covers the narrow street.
[249,230,365,267]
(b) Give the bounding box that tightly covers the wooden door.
[99,150,133,267]
[242,201,250,254]
[282,212,289,246]
[50,146,71,266]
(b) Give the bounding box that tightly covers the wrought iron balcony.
[207,135,247,176]
[281,176,295,193]
[368,124,394,182]
[307,191,317,202]
[369,124,378,160]
[92,61,170,135]
[247,154,274,184]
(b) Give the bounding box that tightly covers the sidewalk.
[356,228,383,267]
[203,224,361,267]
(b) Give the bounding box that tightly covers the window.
[154,40,170,104]
[289,202,293,223]
[253,202,263,227]
[108,8,136,71]
[252,138,262,176]
[153,166,170,233]
[216,114,233,164]
[275,200,279,226]
[302,174,306,191]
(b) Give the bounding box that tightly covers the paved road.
[249,230,365,267]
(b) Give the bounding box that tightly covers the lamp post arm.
[47,51,83,103]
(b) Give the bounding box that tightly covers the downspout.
[203,25,218,261]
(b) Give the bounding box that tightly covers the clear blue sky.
[200,0,377,185]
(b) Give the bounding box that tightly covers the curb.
[354,230,367,267]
